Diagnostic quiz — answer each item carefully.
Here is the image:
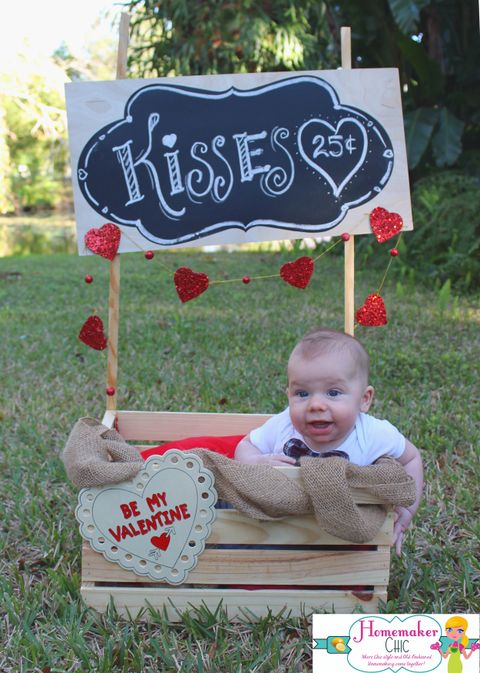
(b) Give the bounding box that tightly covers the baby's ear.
[360,385,374,412]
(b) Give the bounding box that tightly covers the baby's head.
[286,328,374,451]
[288,327,370,388]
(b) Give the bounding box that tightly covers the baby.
[234,327,423,553]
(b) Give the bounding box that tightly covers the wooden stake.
[341,26,355,336]
[106,13,130,411]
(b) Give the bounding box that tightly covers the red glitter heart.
[174,267,209,303]
[84,223,121,260]
[356,294,387,327]
[280,256,314,289]
[78,315,108,350]
[151,533,170,551]
[369,207,403,243]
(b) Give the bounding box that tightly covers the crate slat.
[209,510,393,545]
[110,410,272,441]
[80,584,386,620]
[82,544,390,585]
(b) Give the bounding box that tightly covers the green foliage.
[351,172,480,290]
[431,108,465,168]
[404,107,439,169]
[0,56,70,214]
[125,0,339,76]
[387,0,431,34]
[330,0,480,173]
[406,172,480,289]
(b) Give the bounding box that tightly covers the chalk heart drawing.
[162,133,177,148]
[76,451,217,584]
[298,117,368,197]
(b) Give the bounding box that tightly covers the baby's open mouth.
[310,421,332,428]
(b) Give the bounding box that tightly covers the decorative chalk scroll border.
[72,73,397,248]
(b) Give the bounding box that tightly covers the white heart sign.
[298,117,368,197]
[76,451,217,584]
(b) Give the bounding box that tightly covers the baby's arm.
[394,439,423,555]
[234,436,296,466]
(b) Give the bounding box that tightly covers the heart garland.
[369,207,403,244]
[280,256,315,289]
[79,221,402,340]
[79,315,108,350]
[174,266,210,303]
[356,294,388,327]
[84,223,121,260]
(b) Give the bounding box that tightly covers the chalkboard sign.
[66,69,412,254]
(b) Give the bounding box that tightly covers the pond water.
[0,214,78,257]
[0,215,322,258]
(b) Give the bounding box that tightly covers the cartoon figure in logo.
[431,616,478,673]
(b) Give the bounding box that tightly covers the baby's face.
[286,349,373,453]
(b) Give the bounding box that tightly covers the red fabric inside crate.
[140,435,244,460]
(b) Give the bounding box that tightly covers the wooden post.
[106,13,130,411]
[341,26,355,336]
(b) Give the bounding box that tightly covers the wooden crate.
[79,409,393,620]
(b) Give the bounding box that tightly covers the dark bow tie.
[283,438,349,465]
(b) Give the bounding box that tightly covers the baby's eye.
[327,389,342,398]
[295,390,309,398]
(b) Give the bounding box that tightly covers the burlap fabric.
[63,417,416,543]
[63,417,144,487]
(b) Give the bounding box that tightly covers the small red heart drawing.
[356,294,388,327]
[369,207,403,243]
[84,223,121,260]
[78,315,108,350]
[174,266,209,302]
[151,533,170,551]
[280,256,314,289]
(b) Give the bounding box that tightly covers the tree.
[125,0,339,76]
[326,0,479,174]
[0,53,69,212]
[0,24,117,214]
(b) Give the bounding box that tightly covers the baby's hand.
[393,506,414,555]
[244,454,297,466]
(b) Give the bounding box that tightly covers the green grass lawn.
[0,248,479,672]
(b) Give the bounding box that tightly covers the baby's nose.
[308,393,327,409]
